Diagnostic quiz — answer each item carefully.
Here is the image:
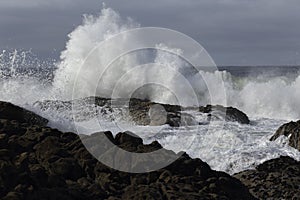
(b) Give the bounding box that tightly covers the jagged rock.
[0,102,48,126]
[115,131,143,146]
[270,120,300,151]
[199,105,250,124]
[0,101,255,200]
[234,156,300,199]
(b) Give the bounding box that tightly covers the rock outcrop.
[0,101,256,200]
[234,156,300,199]
[270,120,300,151]
[198,105,250,124]
[0,102,48,126]
[35,97,250,127]
[105,98,250,125]
[127,98,196,127]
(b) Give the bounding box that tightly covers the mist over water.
[0,7,300,173]
[0,7,299,120]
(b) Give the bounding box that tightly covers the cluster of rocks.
[128,98,251,126]
[234,156,300,199]
[35,97,250,127]
[233,119,300,199]
[1,100,300,200]
[0,101,255,199]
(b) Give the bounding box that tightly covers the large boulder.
[234,156,300,199]
[0,101,256,200]
[199,105,250,124]
[270,120,300,151]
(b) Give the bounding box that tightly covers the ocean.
[0,7,300,175]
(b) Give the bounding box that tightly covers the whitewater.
[0,7,300,174]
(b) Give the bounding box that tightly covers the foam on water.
[30,99,300,174]
[0,7,300,174]
[1,7,300,120]
[145,118,300,174]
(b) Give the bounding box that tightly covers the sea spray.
[52,7,213,107]
[1,7,300,120]
[53,7,140,100]
[0,6,300,174]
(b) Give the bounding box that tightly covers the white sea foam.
[0,7,300,174]
[1,7,300,120]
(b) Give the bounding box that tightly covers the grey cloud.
[0,0,300,65]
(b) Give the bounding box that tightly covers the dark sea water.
[219,66,300,79]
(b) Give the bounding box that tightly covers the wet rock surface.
[0,102,48,126]
[104,97,250,125]
[234,156,300,200]
[35,97,250,126]
[198,105,250,125]
[270,120,300,151]
[0,101,256,200]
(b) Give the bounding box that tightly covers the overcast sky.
[0,0,300,66]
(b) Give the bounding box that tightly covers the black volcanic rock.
[270,120,300,151]
[0,101,256,200]
[0,102,48,126]
[234,156,300,199]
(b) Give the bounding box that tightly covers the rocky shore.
[234,156,300,199]
[35,97,250,127]
[0,100,299,199]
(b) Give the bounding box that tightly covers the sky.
[0,0,300,66]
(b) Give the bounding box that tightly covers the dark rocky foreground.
[270,120,300,151]
[0,102,48,126]
[0,101,255,200]
[0,101,299,200]
[234,156,300,199]
[236,120,300,199]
